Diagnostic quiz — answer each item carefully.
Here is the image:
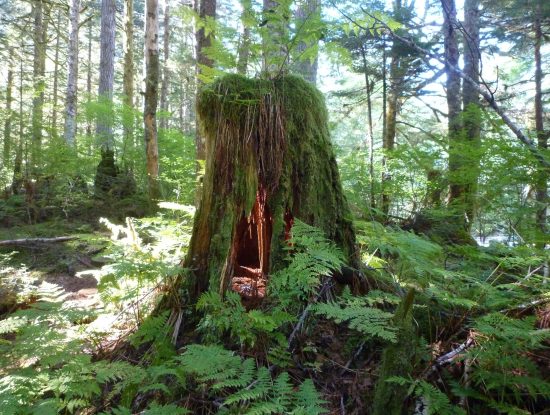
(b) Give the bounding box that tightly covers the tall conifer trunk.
[534,0,547,247]
[381,0,404,218]
[12,49,24,194]
[94,0,117,195]
[441,0,463,214]
[52,14,62,137]
[160,4,170,130]
[31,0,48,173]
[236,0,251,75]
[195,0,217,161]
[462,0,481,231]
[123,0,135,165]
[85,21,93,151]
[144,0,161,200]
[3,48,14,168]
[63,0,80,147]
[294,0,320,84]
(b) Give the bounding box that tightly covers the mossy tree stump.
[184,74,360,304]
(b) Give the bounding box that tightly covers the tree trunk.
[381,0,403,218]
[63,0,80,147]
[374,14,550,169]
[534,0,547,247]
[442,0,463,211]
[360,45,376,210]
[236,0,252,75]
[12,49,24,194]
[160,4,170,130]
[96,0,116,147]
[3,48,14,168]
[183,74,360,304]
[86,20,93,152]
[31,0,48,173]
[95,0,117,195]
[262,0,289,76]
[144,0,161,200]
[122,0,135,165]
[461,0,481,231]
[293,0,320,84]
[195,0,217,161]
[52,13,62,137]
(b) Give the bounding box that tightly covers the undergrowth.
[1,211,549,414]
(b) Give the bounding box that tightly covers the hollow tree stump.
[183,74,361,304]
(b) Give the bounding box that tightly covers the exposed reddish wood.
[231,186,272,305]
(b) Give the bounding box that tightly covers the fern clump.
[313,289,397,343]
[176,344,327,414]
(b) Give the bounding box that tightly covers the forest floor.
[0,219,133,375]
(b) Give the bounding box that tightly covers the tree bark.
[63,0,80,147]
[31,0,48,173]
[12,48,24,194]
[262,0,289,76]
[96,0,116,150]
[441,0,463,211]
[85,20,93,151]
[122,0,135,163]
[294,0,320,84]
[461,0,481,231]
[360,45,376,210]
[236,0,252,75]
[94,0,117,195]
[534,0,547,247]
[144,0,161,200]
[381,0,404,218]
[195,0,217,161]
[160,3,170,130]
[3,48,14,168]
[52,13,62,137]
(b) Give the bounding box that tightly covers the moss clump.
[184,74,359,299]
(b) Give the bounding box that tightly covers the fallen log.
[0,236,77,247]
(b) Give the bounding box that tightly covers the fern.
[313,295,397,342]
[142,402,190,414]
[269,220,345,309]
[0,316,28,335]
[292,379,327,415]
[386,376,465,415]
[197,291,293,347]
[129,310,171,348]
[175,344,326,414]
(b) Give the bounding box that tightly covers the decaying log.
[0,236,77,247]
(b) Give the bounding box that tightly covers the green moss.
[186,74,359,296]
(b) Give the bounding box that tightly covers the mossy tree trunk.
[182,75,359,303]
